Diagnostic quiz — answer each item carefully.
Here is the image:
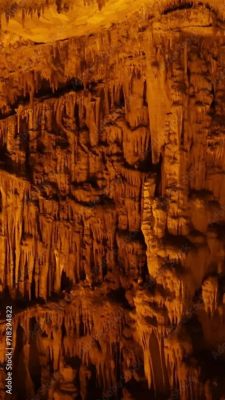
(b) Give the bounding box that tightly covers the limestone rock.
[0,1,225,399]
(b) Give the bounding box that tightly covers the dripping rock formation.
[0,0,225,399]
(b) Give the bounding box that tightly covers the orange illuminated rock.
[0,1,225,400]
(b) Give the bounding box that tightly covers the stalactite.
[0,3,225,399]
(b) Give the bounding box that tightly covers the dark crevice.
[180,114,185,146]
[163,1,194,15]
[162,1,220,22]
[35,77,84,99]
[154,155,163,197]
[60,271,73,292]
[5,78,84,118]
[117,86,125,108]
[143,80,148,106]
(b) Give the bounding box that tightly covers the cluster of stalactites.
[13,297,127,391]
[0,0,109,29]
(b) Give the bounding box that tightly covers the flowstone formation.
[0,0,225,399]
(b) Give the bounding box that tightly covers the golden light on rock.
[0,0,225,399]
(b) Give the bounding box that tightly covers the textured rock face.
[0,1,225,399]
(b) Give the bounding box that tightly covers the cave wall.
[0,2,225,400]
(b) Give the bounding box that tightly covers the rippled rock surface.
[0,1,225,399]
